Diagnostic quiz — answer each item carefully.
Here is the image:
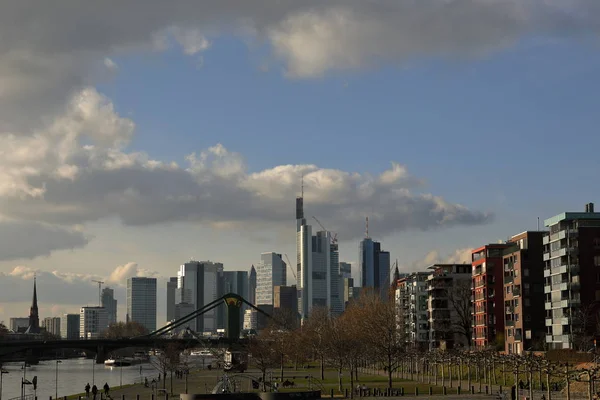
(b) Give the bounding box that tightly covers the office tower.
[328,238,343,316]
[9,317,29,333]
[471,243,512,349]
[177,261,224,332]
[395,272,429,349]
[42,317,61,336]
[127,277,157,332]
[101,287,117,326]
[256,253,286,306]
[503,231,545,354]
[296,190,312,320]
[274,285,299,326]
[61,314,80,340]
[426,264,472,350]
[544,203,600,350]
[341,277,354,308]
[249,265,257,305]
[339,262,352,279]
[243,309,258,330]
[166,277,178,322]
[80,306,108,339]
[359,228,391,300]
[26,276,40,334]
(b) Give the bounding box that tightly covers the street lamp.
[55,360,62,400]
[0,368,9,400]
[92,356,96,386]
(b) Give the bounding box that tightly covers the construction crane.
[312,216,338,244]
[283,254,297,281]
[92,280,104,306]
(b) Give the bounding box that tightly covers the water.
[0,358,155,400]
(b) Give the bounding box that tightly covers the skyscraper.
[339,262,352,279]
[42,317,61,336]
[249,265,257,305]
[80,306,108,339]
[359,230,391,299]
[256,253,286,306]
[26,276,40,334]
[61,314,80,340]
[166,277,178,322]
[101,287,117,326]
[296,190,313,320]
[127,277,157,332]
[177,261,223,332]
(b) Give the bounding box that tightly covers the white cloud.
[403,247,474,272]
[0,88,491,246]
[108,262,159,285]
[104,57,119,72]
[0,1,599,129]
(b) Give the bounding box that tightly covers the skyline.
[2,1,600,324]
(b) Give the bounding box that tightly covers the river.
[0,358,156,400]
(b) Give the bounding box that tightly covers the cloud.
[104,57,119,72]
[402,247,474,273]
[0,219,89,261]
[0,88,491,242]
[1,1,600,129]
[108,262,159,285]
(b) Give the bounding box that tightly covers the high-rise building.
[340,262,352,279]
[127,277,157,332]
[26,276,40,334]
[502,231,546,354]
[80,306,108,339]
[61,314,80,340]
[9,317,29,333]
[101,287,117,326]
[166,277,178,322]
[395,272,429,349]
[42,317,61,337]
[543,203,600,350]
[296,191,312,320]
[249,265,257,305]
[243,309,258,330]
[256,253,286,306]
[471,243,512,349]
[341,277,355,308]
[359,234,391,300]
[426,264,472,350]
[274,285,299,324]
[221,270,249,328]
[177,261,223,332]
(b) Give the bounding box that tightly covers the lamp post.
[0,368,9,400]
[55,360,62,400]
[92,356,96,386]
[119,357,123,388]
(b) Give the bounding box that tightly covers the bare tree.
[247,331,279,391]
[154,344,182,392]
[302,307,331,380]
[0,321,7,338]
[447,280,473,348]
[103,321,149,338]
[570,303,599,351]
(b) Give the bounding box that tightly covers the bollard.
[122,396,125,400]
[415,387,419,396]
[401,387,404,396]
[165,394,169,400]
[331,389,334,398]
[443,386,447,395]
[457,387,461,395]
[429,387,433,396]
[345,388,348,398]
[500,387,503,393]
[471,386,475,394]
[152,395,155,400]
[137,396,140,400]
[64,396,67,400]
[485,386,489,395]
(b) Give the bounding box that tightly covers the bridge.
[0,293,276,364]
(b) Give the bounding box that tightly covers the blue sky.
[1,1,600,325]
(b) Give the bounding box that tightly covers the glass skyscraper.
[126,277,157,332]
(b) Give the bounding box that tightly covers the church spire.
[27,274,40,333]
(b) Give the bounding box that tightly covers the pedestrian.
[92,384,98,400]
[85,383,91,398]
[144,377,148,388]
[103,382,110,396]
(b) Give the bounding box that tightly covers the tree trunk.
[546,371,551,400]
[566,364,571,400]
[338,366,343,393]
[589,377,593,400]
[528,369,533,400]
[170,370,173,395]
[281,354,284,382]
[388,354,393,389]
[320,356,325,380]
[262,370,267,392]
[350,362,355,399]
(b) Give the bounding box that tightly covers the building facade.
[243,309,258,330]
[340,262,352,279]
[543,203,600,350]
[256,253,286,306]
[426,264,472,350]
[221,270,249,328]
[80,306,108,339]
[127,277,157,332]
[61,314,80,339]
[9,318,29,333]
[166,277,178,322]
[42,317,61,337]
[249,265,257,305]
[396,272,429,349]
[471,243,512,349]
[101,287,117,326]
[274,285,299,323]
[177,261,223,332]
[360,237,391,299]
[502,231,546,354]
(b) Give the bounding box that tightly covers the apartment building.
[396,272,429,349]
[472,243,512,349]
[544,203,600,350]
[426,264,472,350]
[502,231,546,354]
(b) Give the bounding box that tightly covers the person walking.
[91,384,98,400]
[103,383,110,397]
[85,383,91,398]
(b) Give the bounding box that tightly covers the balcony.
[544,285,551,294]
[506,319,515,327]
[514,334,523,341]
[512,287,521,297]
[504,275,514,284]
[545,318,552,326]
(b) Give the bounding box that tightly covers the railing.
[504,275,514,284]
[8,396,35,400]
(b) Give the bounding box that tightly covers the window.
[595,256,600,267]
[524,269,529,277]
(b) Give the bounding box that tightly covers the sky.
[1,0,600,327]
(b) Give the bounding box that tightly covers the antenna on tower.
[365,217,370,238]
[301,173,304,198]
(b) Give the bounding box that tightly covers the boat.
[190,349,213,357]
[104,358,133,367]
